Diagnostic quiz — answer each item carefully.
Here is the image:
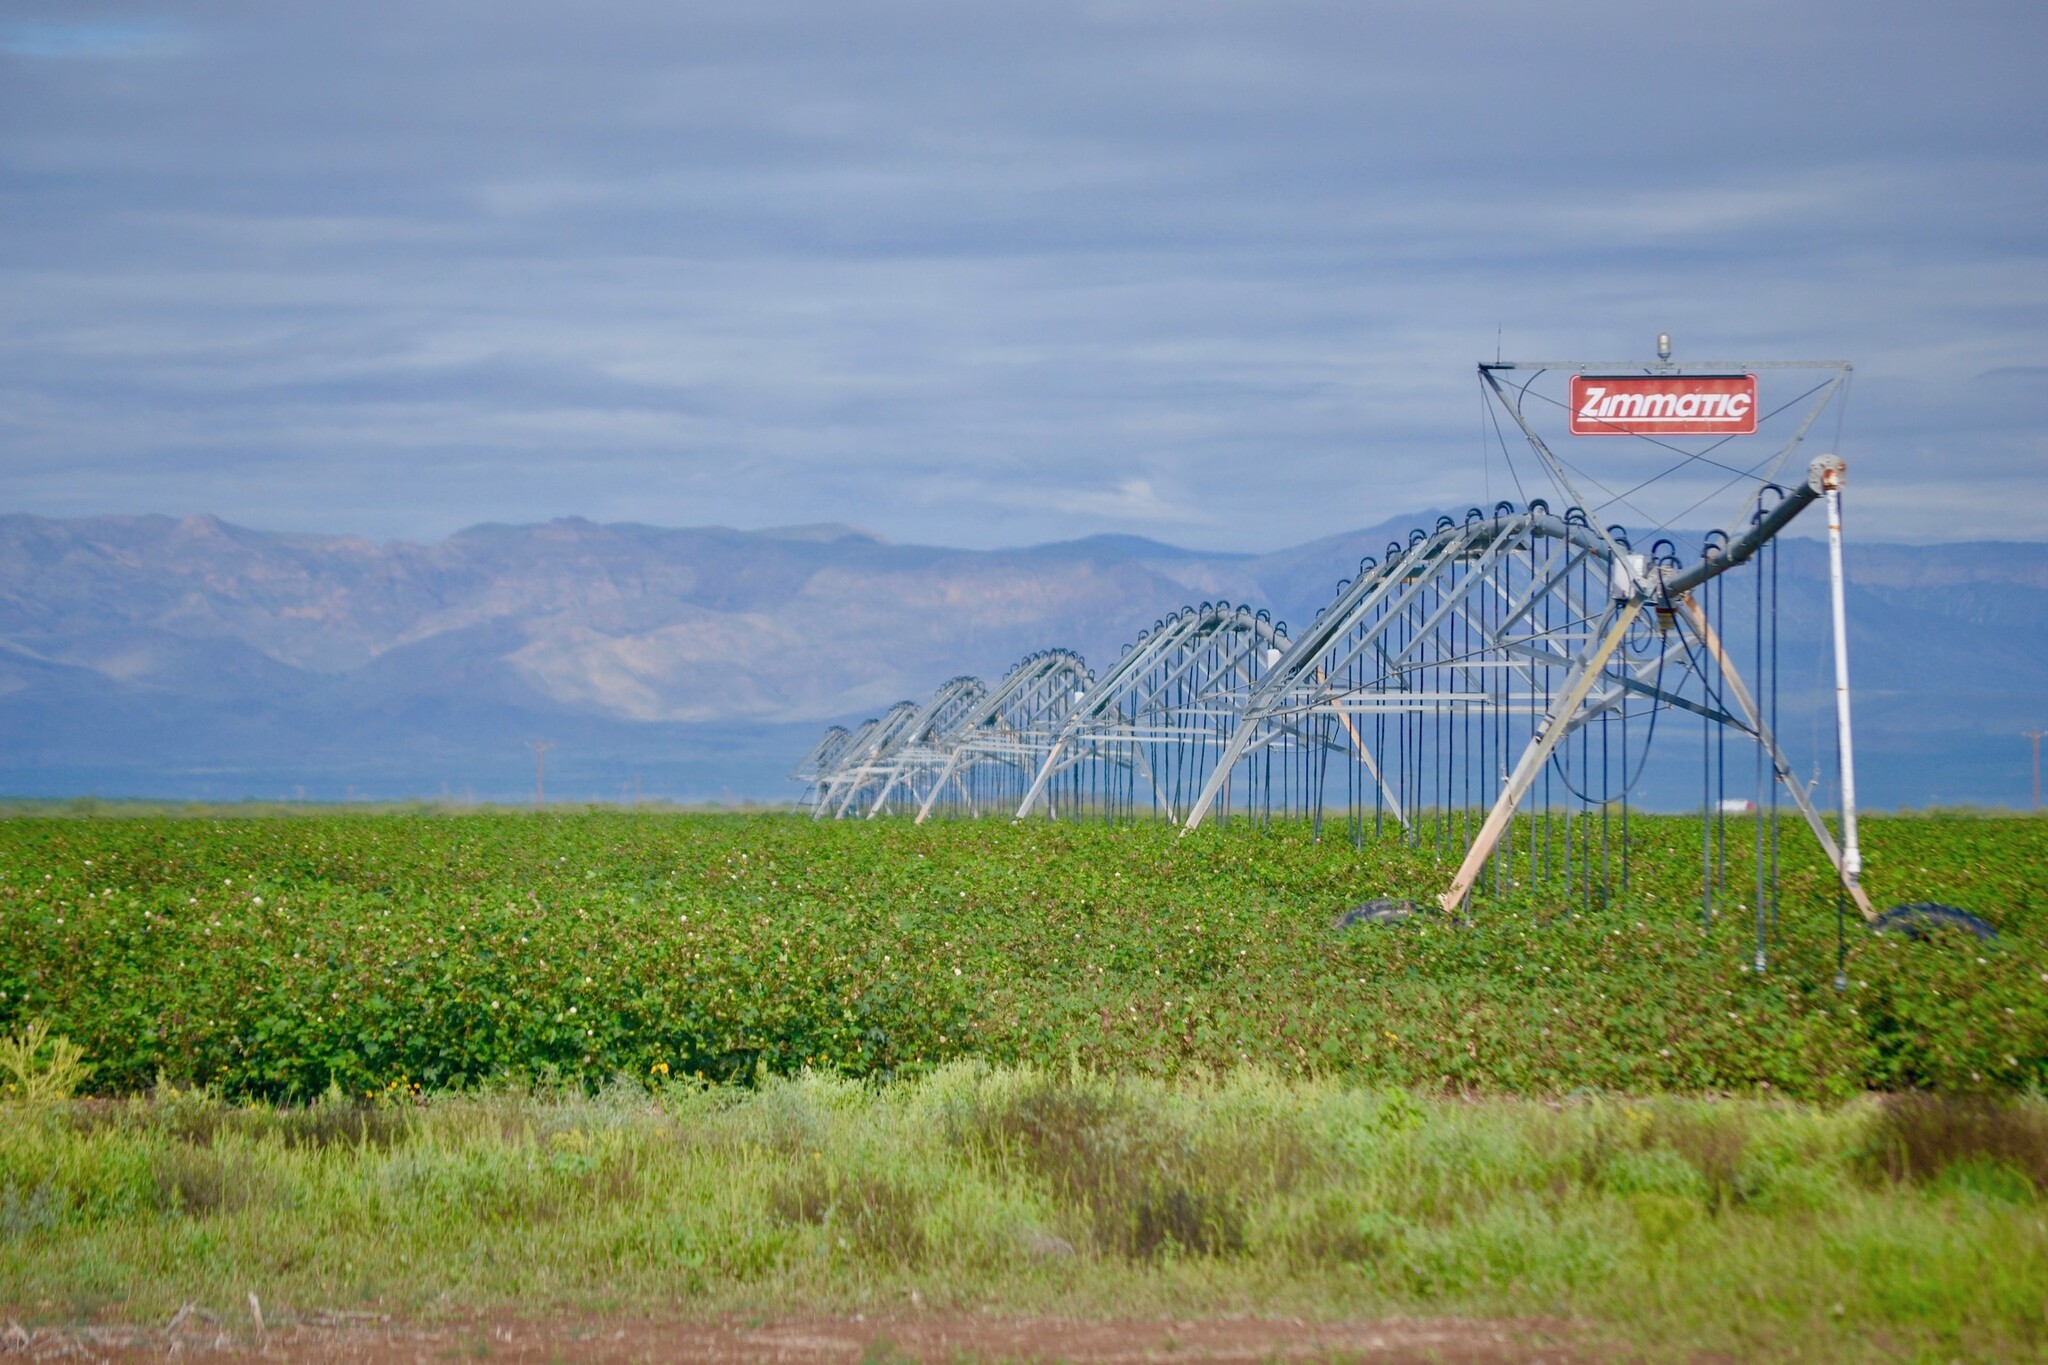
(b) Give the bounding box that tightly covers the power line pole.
[2027,730,2046,812]
[527,740,555,809]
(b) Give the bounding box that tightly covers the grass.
[4,809,2046,1358]
[2,1069,2045,1361]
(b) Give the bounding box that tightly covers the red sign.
[1568,374,1758,436]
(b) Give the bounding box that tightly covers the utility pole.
[2027,730,2046,812]
[527,740,555,809]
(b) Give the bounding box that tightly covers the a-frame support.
[1435,587,1875,921]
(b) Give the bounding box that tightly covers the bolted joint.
[1809,453,1846,494]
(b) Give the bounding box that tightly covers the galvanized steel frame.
[1016,603,1288,822]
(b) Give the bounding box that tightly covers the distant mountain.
[1,511,2041,807]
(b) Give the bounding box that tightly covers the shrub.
[953,1076,1249,1259]
[1860,1093,2048,1192]
[772,1166,929,1265]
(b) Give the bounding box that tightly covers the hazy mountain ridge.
[1,511,2042,805]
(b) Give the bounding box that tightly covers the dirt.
[1,1311,1582,1364]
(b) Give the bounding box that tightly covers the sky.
[2,1,2044,552]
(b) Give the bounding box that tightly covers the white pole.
[1819,456,1861,888]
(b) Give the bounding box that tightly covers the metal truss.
[1175,485,1862,920]
[790,725,853,812]
[1477,358,1852,567]
[1017,603,1288,822]
[808,700,921,818]
[804,652,1094,822]
[912,649,1093,822]
[801,716,883,813]
[793,353,1872,953]
[1449,357,1864,923]
[1179,508,1670,832]
[849,676,991,819]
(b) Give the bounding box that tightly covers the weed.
[0,1075,2043,1360]
[1860,1093,2048,1191]
[1627,1191,1699,1246]
[149,1145,277,1217]
[1254,1191,1404,1267]
[772,1167,929,1265]
[1646,1106,1750,1209]
[0,1020,92,1103]
[265,1101,411,1151]
[0,1180,64,1239]
[857,1338,916,1365]
[955,1076,1248,1259]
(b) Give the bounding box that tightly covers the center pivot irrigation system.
[797,345,1973,958]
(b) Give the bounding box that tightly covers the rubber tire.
[1871,902,1998,941]
[1333,897,1418,929]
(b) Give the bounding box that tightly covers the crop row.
[0,811,2042,1098]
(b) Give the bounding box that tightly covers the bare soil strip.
[3,1313,1580,1364]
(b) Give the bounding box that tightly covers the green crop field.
[3,810,2045,1361]
[1,810,2044,1099]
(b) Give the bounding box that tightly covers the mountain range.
[2,511,2042,808]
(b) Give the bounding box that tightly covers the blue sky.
[2,1,2043,550]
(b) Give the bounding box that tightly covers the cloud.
[0,1,2042,550]
[1045,478,1212,527]
[0,18,186,60]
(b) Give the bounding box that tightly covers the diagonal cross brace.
[1437,599,1643,915]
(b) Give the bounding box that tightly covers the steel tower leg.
[1438,600,1642,915]
[1014,738,1071,819]
[915,748,968,824]
[1681,596,1875,920]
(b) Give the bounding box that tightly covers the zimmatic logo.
[1568,374,1758,436]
